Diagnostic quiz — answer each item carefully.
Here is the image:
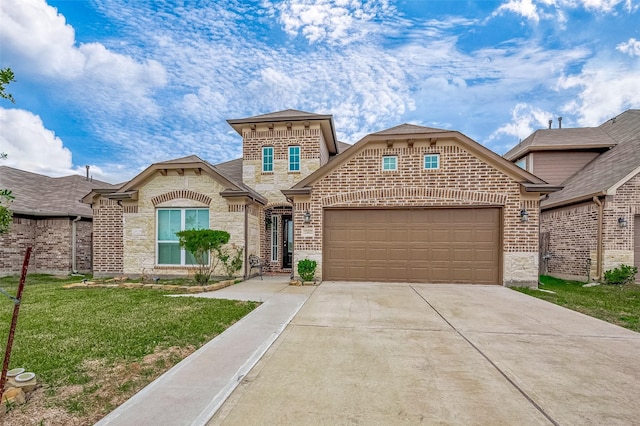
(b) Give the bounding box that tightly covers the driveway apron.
[210,282,640,425]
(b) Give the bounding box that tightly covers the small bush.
[603,264,638,285]
[297,259,317,282]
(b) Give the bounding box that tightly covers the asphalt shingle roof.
[0,166,117,217]
[541,110,640,208]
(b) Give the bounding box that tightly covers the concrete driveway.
[210,282,640,425]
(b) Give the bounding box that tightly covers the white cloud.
[617,38,640,57]
[559,60,640,126]
[0,108,73,176]
[495,0,542,23]
[267,0,395,44]
[0,0,167,116]
[493,0,634,22]
[489,104,553,144]
[0,108,130,183]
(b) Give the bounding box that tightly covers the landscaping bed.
[0,274,258,425]
[515,275,640,332]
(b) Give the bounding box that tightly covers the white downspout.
[72,216,82,273]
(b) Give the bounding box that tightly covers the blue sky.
[1,0,639,183]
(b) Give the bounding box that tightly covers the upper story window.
[382,156,397,171]
[289,146,300,172]
[262,146,274,172]
[515,157,526,170]
[157,208,209,265]
[424,154,440,170]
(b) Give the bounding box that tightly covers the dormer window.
[289,146,300,172]
[262,146,274,172]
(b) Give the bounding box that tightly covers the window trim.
[262,146,274,172]
[288,145,301,172]
[156,208,209,266]
[382,155,398,171]
[423,153,440,170]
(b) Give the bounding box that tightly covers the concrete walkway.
[210,282,640,425]
[95,276,315,426]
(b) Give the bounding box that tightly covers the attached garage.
[323,208,501,284]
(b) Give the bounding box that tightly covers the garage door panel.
[324,208,500,284]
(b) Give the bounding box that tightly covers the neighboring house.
[86,109,557,286]
[504,110,640,281]
[0,166,117,275]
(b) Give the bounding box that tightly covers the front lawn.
[0,274,258,425]
[515,275,640,332]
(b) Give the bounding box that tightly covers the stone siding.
[120,170,246,278]
[294,139,540,286]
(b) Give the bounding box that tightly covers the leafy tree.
[176,229,230,284]
[0,67,15,103]
[0,189,13,234]
[0,67,15,233]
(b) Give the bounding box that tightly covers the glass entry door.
[282,216,293,269]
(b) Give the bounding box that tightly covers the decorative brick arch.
[151,190,212,207]
[264,201,292,209]
[321,187,508,207]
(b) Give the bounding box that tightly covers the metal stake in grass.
[0,246,32,396]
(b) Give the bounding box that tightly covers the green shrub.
[297,259,317,282]
[603,264,638,285]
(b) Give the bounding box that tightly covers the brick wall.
[242,127,323,203]
[34,218,72,272]
[92,198,124,276]
[0,217,36,275]
[540,172,640,281]
[0,216,93,275]
[541,201,598,280]
[293,139,540,285]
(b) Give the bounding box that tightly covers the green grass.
[515,275,640,332]
[0,274,258,419]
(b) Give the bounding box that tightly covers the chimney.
[558,117,562,129]
[85,165,90,180]
[548,119,552,129]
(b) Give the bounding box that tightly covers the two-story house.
[504,110,640,282]
[86,109,557,286]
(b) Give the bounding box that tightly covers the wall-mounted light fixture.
[618,217,628,228]
[520,209,529,223]
[303,210,311,224]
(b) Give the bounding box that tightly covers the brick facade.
[0,216,92,275]
[293,139,541,286]
[541,172,640,281]
[92,199,124,275]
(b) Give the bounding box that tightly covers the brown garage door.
[323,208,501,284]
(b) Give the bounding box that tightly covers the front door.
[283,215,293,269]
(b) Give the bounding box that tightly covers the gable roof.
[227,109,340,155]
[542,109,640,209]
[503,127,617,161]
[87,155,267,205]
[0,166,117,218]
[287,123,555,195]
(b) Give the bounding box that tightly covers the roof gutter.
[521,183,564,193]
[281,187,312,197]
[219,189,267,205]
[541,190,607,210]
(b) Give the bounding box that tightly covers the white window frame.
[424,154,440,170]
[156,208,209,266]
[382,155,397,171]
[288,146,300,172]
[271,216,279,262]
[262,146,274,172]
